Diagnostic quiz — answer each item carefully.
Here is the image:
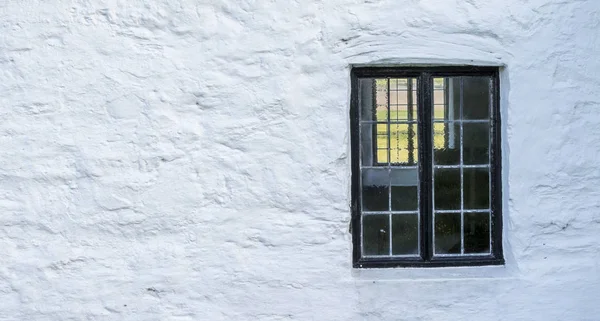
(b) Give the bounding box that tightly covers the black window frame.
[350,66,504,268]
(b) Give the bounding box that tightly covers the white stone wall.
[1,1,599,320]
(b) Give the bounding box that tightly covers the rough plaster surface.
[1,0,600,320]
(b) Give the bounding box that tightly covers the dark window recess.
[350,66,503,268]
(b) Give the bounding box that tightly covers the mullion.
[407,79,415,165]
[387,78,392,256]
[419,73,433,261]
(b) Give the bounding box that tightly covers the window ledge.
[350,263,519,282]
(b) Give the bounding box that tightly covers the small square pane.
[464,122,490,165]
[434,169,460,210]
[392,214,419,255]
[462,77,491,120]
[433,122,460,165]
[389,83,404,106]
[362,169,389,211]
[376,123,389,164]
[433,78,446,120]
[375,79,389,122]
[360,123,388,166]
[363,215,390,255]
[435,213,461,254]
[391,186,418,211]
[464,213,490,253]
[464,168,489,209]
[390,78,417,121]
[390,123,418,165]
[434,90,445,105]
[389,78,408,89]
[359,78,376,121]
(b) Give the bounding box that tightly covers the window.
[350,66,503,268]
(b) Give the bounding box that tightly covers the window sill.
[351,261,518,282]
[354,256,504,269]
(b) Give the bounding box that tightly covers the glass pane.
[464,122,489,165]
[360,123,388,166]
[464,168,489,209]
[463,77,491,120]
[359,78,376,121]
[391,186,418,211]
[376,123,389,164]
[392,214,419,255]
[362,169,389,211]
[434,169,460,210]
[375,79,388,122]
[363,214,390,255]
[390,78,417,121]
[390,123,418,165]
[464,213,490,253]
[433,122,460,165]
[435,213,461,254]
[433,78,446,120]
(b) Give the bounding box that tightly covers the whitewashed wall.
[1,1,599,320]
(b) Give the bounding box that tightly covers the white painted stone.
[1,0,600,320]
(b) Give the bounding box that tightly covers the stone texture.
[1,0,599,320]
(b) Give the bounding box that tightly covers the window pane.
[464,168,489,209]
[375,123,389,164]
[390,168,418,211]
[464,213,490,254]
[363,214,390,255]
[434,169,460,210]
[357,78,390,122]
[390,123,418,165]
[359,78,375,121]
[390,78,417,121]
[391,186,417,211]
[362,169,389,211]
[433,78,446,120]
[392,214,419,255]
[435,213,461,254]
[463,122,489,165]
[360,123,388,166]
[462,77,491,120]
[375,79,388,122]
[433,122,460,165]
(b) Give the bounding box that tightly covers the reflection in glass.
[433,122,460,165]
[463,122,489,165]
[389,79,417,121]
[435,213,461,254]
[464,169,489,209]
[360,123,388,166]
[362,169,389,211]
[375,79,388,122]
[391,186,418,211]
[462,77,491,120]
[359,78,376,121]
[390,123,418,165]
[363,215,390,255]
[392,215,419,255]
[464,213,490,253]
[434,169,460,210]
